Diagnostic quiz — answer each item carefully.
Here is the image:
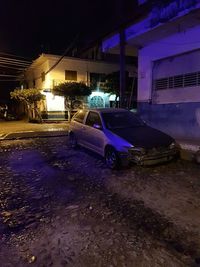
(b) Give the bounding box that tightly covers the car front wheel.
[105,147,120,169]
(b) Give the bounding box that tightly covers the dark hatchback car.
[69,108,179,169]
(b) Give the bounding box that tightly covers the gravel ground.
[0,137,200,267]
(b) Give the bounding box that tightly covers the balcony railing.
[52,79,65,88]
[150,0,198,27]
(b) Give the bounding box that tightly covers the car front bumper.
[125,147,179,166]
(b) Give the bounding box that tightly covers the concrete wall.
[138,24,200,103]
[26,61,50,89]
[139,102,200,141]
[48,57,135,87]
[137,25,200,140]
[25,55,136,115]
[26,55,135,89]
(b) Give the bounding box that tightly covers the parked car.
[68,108,179,169]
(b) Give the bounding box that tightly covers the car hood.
[110,126,174,149]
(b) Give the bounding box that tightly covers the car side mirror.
[93,123,102,130]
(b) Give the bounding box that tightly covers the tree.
[10,88,45,122]
[102,72,120,107]
[52,82,92,121]
[102,71,136,108]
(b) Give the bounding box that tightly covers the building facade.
[103,0,200,141]
[24,54,135,119]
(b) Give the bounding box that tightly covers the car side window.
[85,112,102,128]
[73,110,86,123]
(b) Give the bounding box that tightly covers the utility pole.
[119,29,126,108]
[116,0,126,108]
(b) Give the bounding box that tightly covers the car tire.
[69,133,78,149]
[105,147,120,170]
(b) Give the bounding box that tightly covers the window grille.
[174,75,183,88]
[154,71,200,90]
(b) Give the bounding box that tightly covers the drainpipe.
[120,29,126,108]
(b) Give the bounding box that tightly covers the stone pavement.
[1,137,199,266]
[0,120,68,140]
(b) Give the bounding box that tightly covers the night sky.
[0,0,137,59]
[0,0,137,101]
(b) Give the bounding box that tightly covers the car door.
[82,111,105,155]
[70,110,87,145]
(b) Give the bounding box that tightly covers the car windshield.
[102,111,145,129]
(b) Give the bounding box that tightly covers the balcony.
[103,0,200,53]
[150,0,199,27]
[52,79,65,88]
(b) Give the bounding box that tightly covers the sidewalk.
[0,120,69,140]
[176,138,200,161]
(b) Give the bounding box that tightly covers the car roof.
[85,108,129,114]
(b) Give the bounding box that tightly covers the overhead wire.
[0,79,20,82]
[0,64,25,70]
[0,60,30,67]
[0,52,32,61]
[0,56,31,64]
[44,34,79,77]
[0,55,30,82]
[0,35,78,83]
[0,74,20,77]
[0,63,30,69]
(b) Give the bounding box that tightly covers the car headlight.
[123,146,133,152]
[130,147,146,155]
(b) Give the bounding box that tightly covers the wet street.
[0,136,200,267]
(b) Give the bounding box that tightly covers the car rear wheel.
[105,147,120,169]
[69,133,78,149]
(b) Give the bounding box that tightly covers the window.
[153,50,200,90]
[86,112,102,127]
[154,71,200,90]
[174,75,183,88]
[73,110,86,123]
[90,96,104,108]
[155,78,168,90]
[65,70,77,81]
[184,72,198,87]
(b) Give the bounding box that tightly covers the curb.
[0,131,68,141]
[178,141,200,162]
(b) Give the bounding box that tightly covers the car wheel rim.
[106,150,117,168]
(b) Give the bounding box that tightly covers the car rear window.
[73,110,87,123]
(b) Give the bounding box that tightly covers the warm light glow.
[109,94,119,101]
[43,73,52,89]
[43,92,65,111]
